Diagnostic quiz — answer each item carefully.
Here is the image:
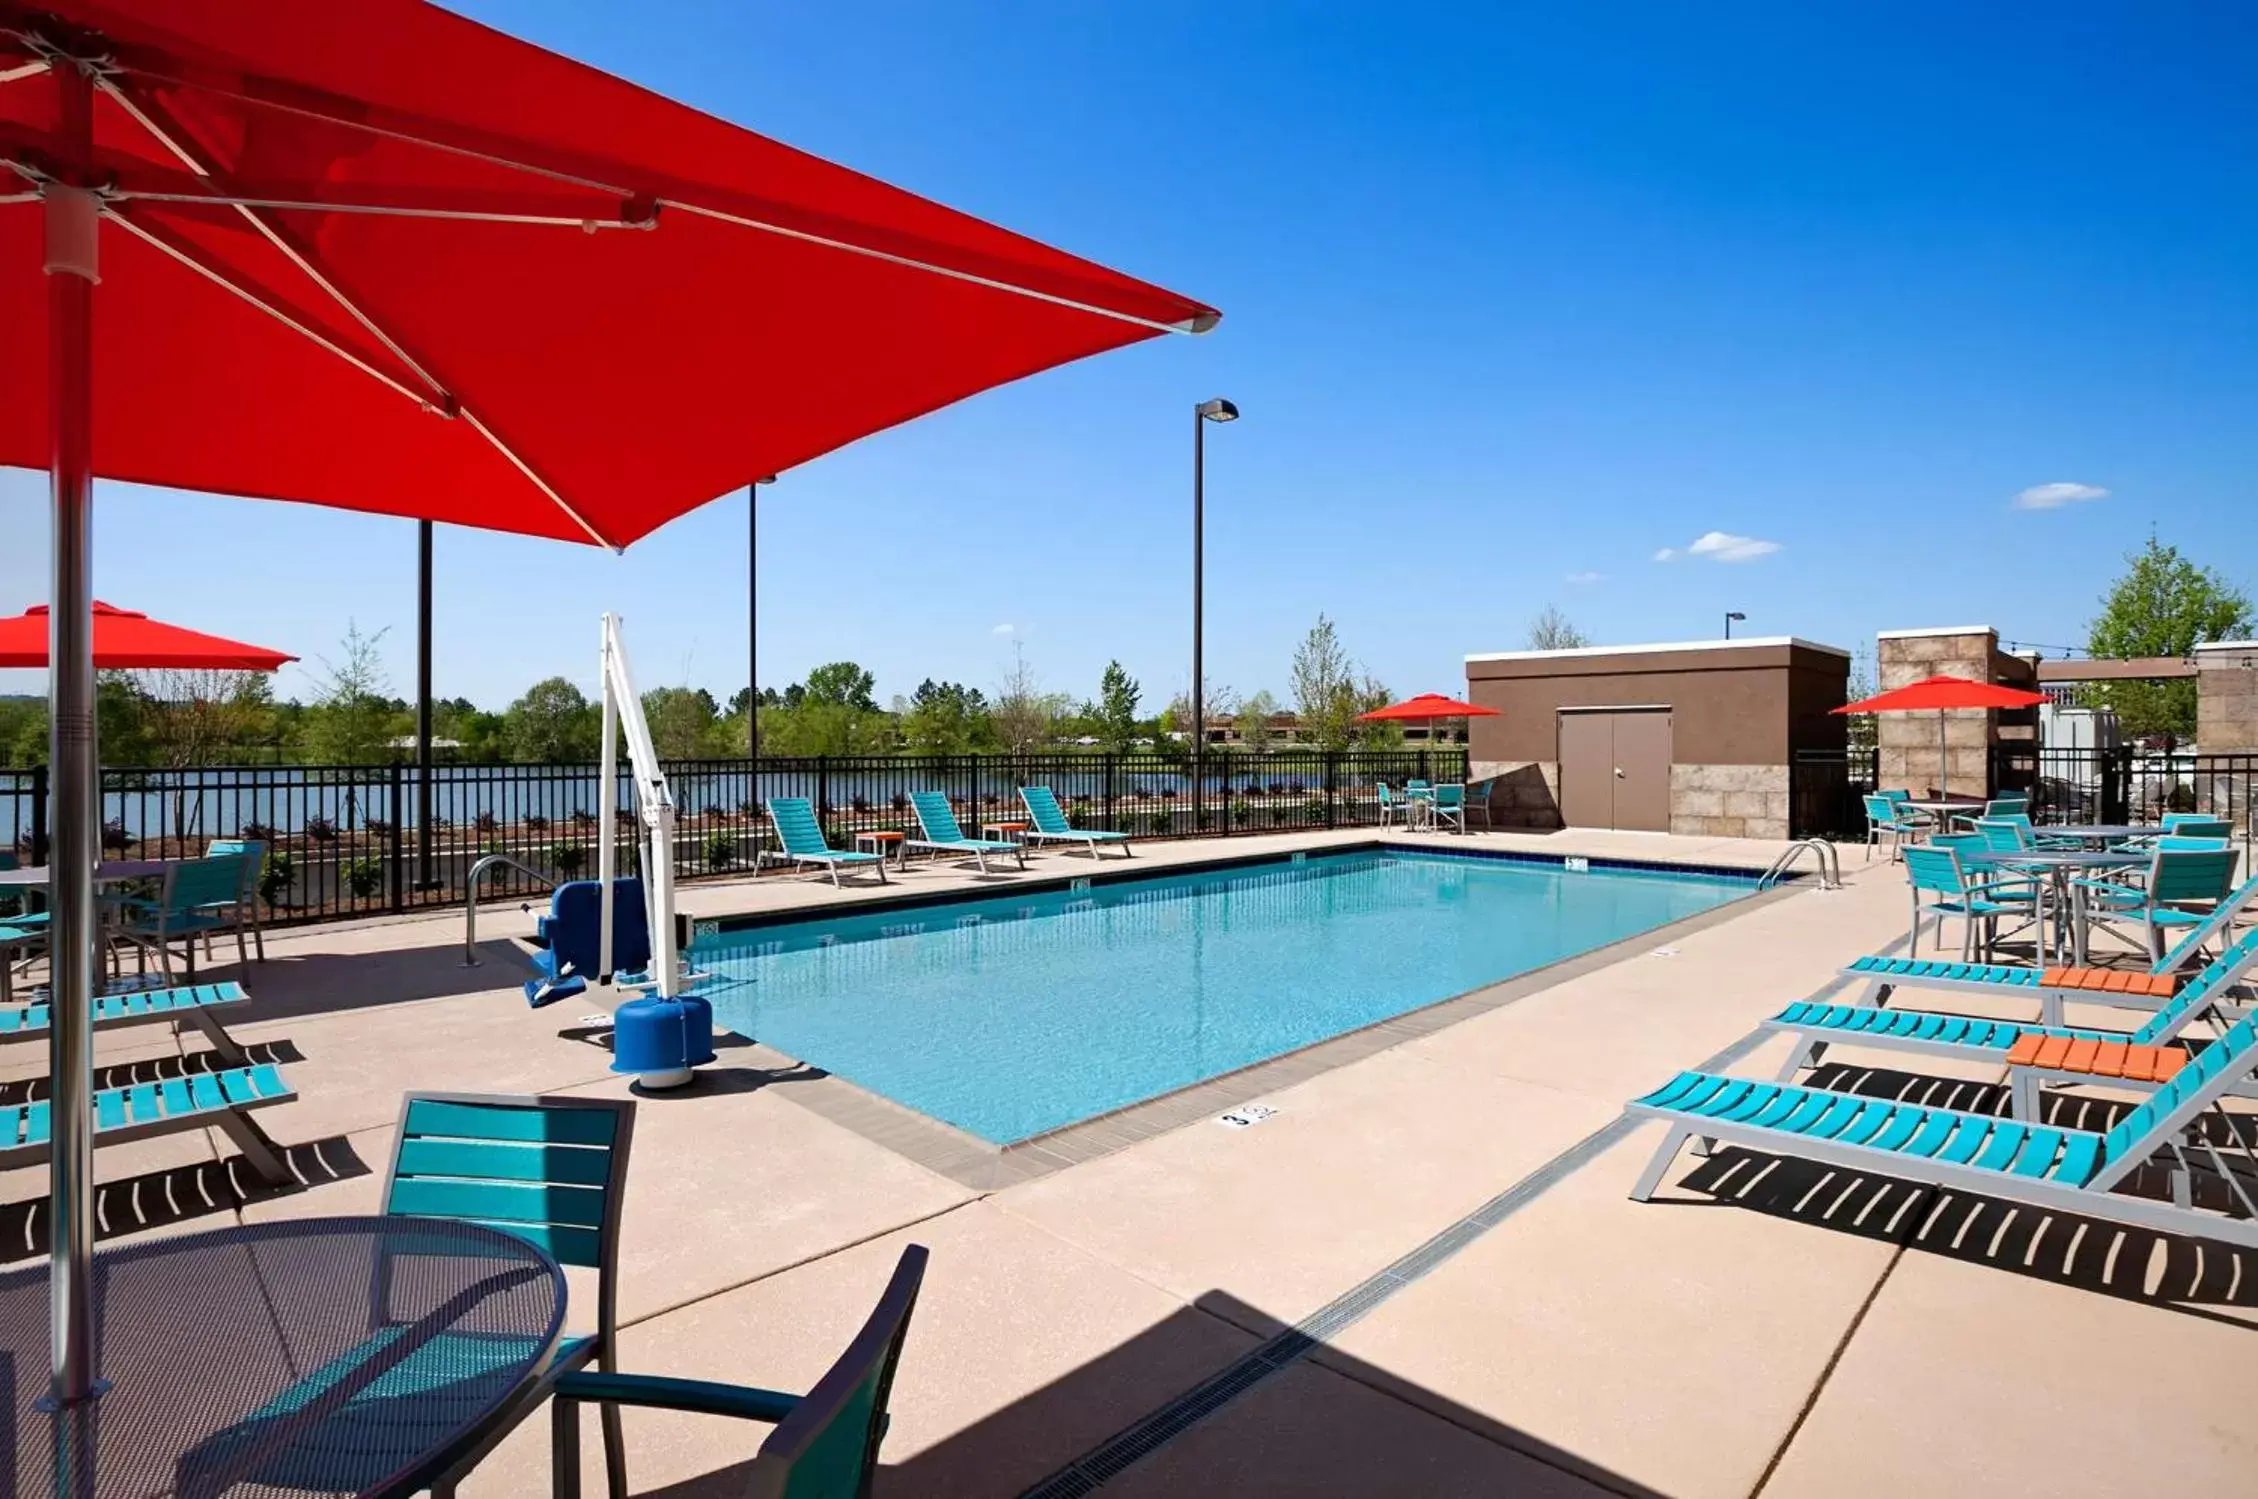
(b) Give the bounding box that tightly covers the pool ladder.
[1757,838,1842,892]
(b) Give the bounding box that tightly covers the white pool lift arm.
[596,611,683,998]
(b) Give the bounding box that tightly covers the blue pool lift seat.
[527,879,650,1009]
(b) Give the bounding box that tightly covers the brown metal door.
[1556,712,1615,828]
[1610,709,1674,831]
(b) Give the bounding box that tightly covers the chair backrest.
[910,791,969,843]
[1406,779,1430,792]
[1974,818,2029,853]
[1903,846,1967,895]
[767,798,836,857]
[1879,789,1914,805]
[162,854,251,915]
[2157,836,2230,852]
[385,1093,636,1334]
[2147,847,2240,905]
[2162,814,2231,839]
[752,1244,928,1499]
[1983,795,2029,817]
[1927,832,1986,853]
[1018,785,1073,835]
[1375,783,1395,807]
[207,838,267,900]
[1862,793,1899,826]
[2150,871,2258,975]
[1431,784,1465,809]
[2094,1013,2258,1188]
[545,879,651,978]
[2131,926,2258,1044]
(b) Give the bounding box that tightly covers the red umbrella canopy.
[1358,693,1501,721]
[0,600,293,669]
[1833,674,2047,714]
[0,0,1219,547]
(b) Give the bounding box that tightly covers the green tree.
[897,680,993,754]
[503,676,600,762]
[1290,614,1363,749]
[1526,605,1589,651]
[801,662,878,712]
[2086,535,2253,738]
[641,686,722,759]
[303,622,402,763]
[991,644,1069,754]
[1236,689,1281,752]
[1352,674,1403,747]
[1095,661,1141,752]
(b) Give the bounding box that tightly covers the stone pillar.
[2196,642,2258,752]
[1874,626,2001,798]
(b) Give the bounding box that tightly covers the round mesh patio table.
[0,1215,564,1498]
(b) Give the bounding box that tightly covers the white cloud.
[1654,530,1781,564]
[1565,570,1605,584]
[991,623,1015,637]
[2013,481,2109,511]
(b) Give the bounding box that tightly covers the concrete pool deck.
[5,825,2253,1496]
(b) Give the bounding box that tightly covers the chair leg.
[215,1109,292,1187]
[552,1396,583,1499]
[600,1398,627,1499]
[1775,1037,1823,1081]
[1630,1126,1691,1202]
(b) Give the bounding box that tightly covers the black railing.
[0,749,1465,928]
[1993,746,2257,853]
[1788,748,1878,840]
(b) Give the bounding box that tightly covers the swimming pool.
[692,848,1757,1144]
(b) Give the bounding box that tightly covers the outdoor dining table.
[1959,848,2150,966]
[0,1215,564,1498]
[0,861,180,1004]
[2032,824,2166,848]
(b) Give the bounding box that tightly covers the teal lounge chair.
[1769,927,2258,1118]
[0,980,251,1064]
[551,1244,928,1499]
[764,799,887,887]
[907,791,1024,873]
[1018,785,1132,859]
[1627,1011,2258,1253]
[0,1060,294,1185]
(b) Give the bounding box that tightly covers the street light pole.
[1192,399,1237,830]
[1725,610,1746,640]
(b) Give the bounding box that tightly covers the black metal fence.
[1789,748,1879,839]
[0,748,1466,928]
[1993,745,2257,854]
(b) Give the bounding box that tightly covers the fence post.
[1104,753,1117,833]
[1418,748,1430,784]
[1325,751,1337,828]
[388,762,405,912]
[816,757,830,843]
[30,763,48,866]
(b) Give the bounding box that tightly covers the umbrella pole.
[44,61,104,1416]
[1938,710,1948,801]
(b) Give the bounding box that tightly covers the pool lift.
[575,611,715,1085]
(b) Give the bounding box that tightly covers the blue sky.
[3,2,2253,712]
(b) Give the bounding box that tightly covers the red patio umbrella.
[5,0,1215,1409]
[0,601,293,670]
[1832,674,2046,799]
[1358,692,1500,752]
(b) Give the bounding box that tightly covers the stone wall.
[1470,759,1560,830]
[1670,763,1789,840]
[2196,643,2258,753]
[1876,627,1999,798]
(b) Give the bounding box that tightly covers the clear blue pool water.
[692,850,1754,1144]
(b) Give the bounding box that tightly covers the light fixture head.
[1195,397,1239,423]
[753,474,778,486]
[1726,611,1747,621]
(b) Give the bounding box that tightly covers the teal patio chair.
[2161,814,2232,840]
[2076,845,2241,963]
[1018,785,1133,859]
[1374,782,1401,829]
[1426,783,1468,834]
[204,837,270,962]
[1950,794,2029,833]
[551,1244,928,1499]
[176,1093,638,1498]
[119,853,256,983]
[906,791,1024,873]
[764,798,887,887]
[1904,845,2032,962]
[1626,1010,2258,1257]
[1862,793,1930,863]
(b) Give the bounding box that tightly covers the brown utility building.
[1463,637,1851,839]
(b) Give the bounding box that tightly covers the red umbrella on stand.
[0,601,293,670]
[4,0,1216,1413]
[1357,692,1501,754]
[1833,674,2046,800]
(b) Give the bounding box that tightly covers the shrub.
[524,813,550,833]
[572,808,597,828]
[890,792,910,812]
[364,816,395,836]
[1267,780,1290,796]
[552,843,587,878]
[1303,797,1327,821]
[258,850,295,907]
[474,811,499,834]
[1148,809,1175,837]
[306,816,338,843]
[737,799,758,819]
[703,830,737,872]
[101,820,136,853]
[851,794,871,813]
[1230,798,1252,827]
[240,821,277,843]
[344,855,385,899]
[1271,801,1295,826]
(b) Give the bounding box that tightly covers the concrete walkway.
[7,827,2253,1496]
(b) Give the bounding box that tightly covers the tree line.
[0,614,1413,768]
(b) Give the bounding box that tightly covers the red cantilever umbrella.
[0,601,293,670]
[1833,674,2046,799]
[5,0,1215,1409]
[1358,693,1501,750]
